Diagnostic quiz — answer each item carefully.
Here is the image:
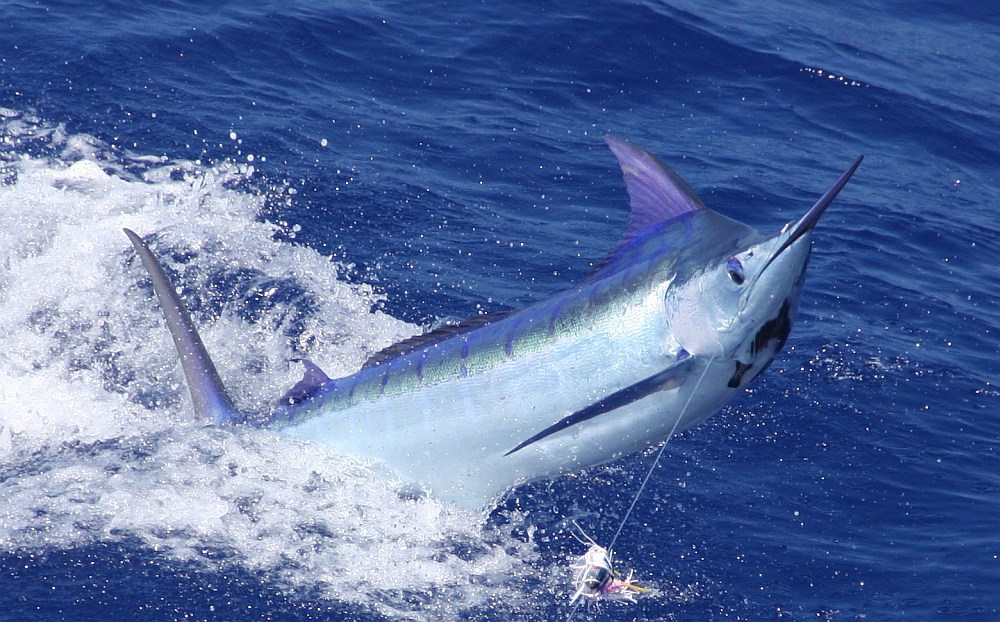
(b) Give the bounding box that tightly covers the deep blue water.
[1,1,998,620]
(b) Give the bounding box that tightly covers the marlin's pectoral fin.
[505,351,694,456]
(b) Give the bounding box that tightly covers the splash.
[0,111,536,618]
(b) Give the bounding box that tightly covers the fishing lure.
[569,529,649,605]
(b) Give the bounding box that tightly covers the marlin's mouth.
[728,298,794,388]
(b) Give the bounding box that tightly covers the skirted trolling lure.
[569,526,650,606]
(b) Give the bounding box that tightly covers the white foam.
[0,111,538,618]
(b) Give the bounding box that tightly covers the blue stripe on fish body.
[415,350,427,384]
[459,337,470,377]
[503,321,518,357]
[546,296,571,338]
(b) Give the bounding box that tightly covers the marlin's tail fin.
[124,229,240,424]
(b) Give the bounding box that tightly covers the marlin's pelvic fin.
[124,228,240,424]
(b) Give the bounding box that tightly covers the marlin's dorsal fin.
[583,136,710,280]
[604,135,707,244]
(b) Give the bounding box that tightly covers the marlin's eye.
[727,256,745,285]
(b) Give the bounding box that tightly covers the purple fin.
[604,135,706,242]
[280,358,332,405]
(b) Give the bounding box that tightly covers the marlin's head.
[503,140,862,462]
[656,153,864,387]
[603,136,860,378]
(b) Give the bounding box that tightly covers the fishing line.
[564,354,717,621]
[606,353,716,554]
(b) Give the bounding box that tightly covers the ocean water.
[1,1,998,620]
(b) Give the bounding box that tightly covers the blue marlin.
[124,137,861,511]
